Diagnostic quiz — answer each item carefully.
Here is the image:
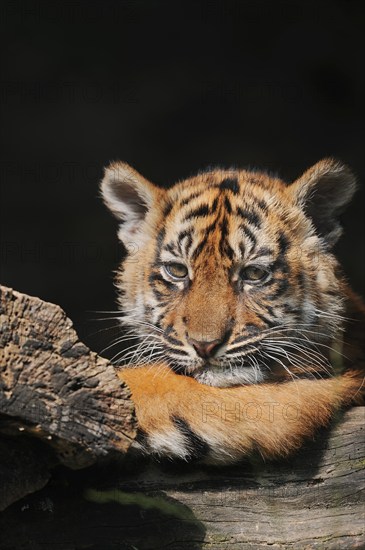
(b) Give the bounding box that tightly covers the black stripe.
[265,305,277,318]
[134,427,149,451]
[180,191,203,207]
[164,242,178,255]
[225,343,257,355]
[151,286,165,300]
[251,196,268,211]
[169,364,186,374]
[283,304,300,315]
[204,219,218,234]
[149,272,177,292]
[231,334,251,345]
[243,193,269,212]
[177,229,193,255]
[191,237,208,260]
[156,228,165,246]
[184,204,210,221]
[184,233,194,255]
[274,278,289,297]
[163,201,173,218]
[254,311,278,328]
[225,242,235,260]
[277,232,289,255]
[326,289,340,297]
[220,240,234,261]
[247,175,268,188]
[154,228,166,261]
[165,324,174,334]
[266,277,289,299]
[271,258,289,275]
[220,177,239,194]
[239,241,246,257]
[296,270,306,290]
[220,218,229,240]
[155,313,164,328]
[224,196,232,213]
[172,416,210,461]
[177,229,192,242]
[240,224,257,247]
[237,207,261,228]
[219,217,233,259]
[244,323,261,335]
[255,246,273,257]
[163,332,184,346]
[164,346,190,356]
[212,196,219,211]
[164,336,184,347]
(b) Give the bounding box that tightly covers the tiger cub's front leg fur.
[119,366,363,464]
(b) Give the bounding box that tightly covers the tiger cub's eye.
[164,263,189,279]
[240,265,269,283]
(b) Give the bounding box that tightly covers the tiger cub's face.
[101,159,356,387]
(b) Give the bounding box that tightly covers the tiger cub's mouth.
[163,336,334,388]
[169,355,268,387]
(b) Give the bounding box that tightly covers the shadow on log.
[0,285,364,549]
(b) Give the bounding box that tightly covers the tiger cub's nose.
[188,338,223,359]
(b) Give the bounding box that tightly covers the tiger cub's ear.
[289,158,357,246]
[101,162,162,243]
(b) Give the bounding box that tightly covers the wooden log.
[147,407,364,549]
[0,285,136,509]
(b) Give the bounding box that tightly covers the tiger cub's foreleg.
[119,365,363,464]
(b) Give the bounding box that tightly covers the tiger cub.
[101,159,365,464]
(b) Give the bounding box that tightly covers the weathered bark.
[0,285,364,549]
[0,285,136,509]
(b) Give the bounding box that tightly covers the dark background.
[1,0,364,356]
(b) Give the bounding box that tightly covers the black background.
[1,0,364,355]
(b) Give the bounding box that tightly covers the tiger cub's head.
[101,159,356,387]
